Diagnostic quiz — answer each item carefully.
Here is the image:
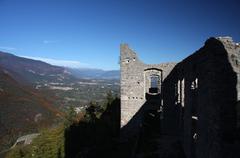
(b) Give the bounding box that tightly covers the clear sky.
[0,0,239,70]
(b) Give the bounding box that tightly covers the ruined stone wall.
[120,44,175,129]
[162,37,240,158]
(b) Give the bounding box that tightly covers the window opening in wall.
[191,78,199,116]
[125,58,130,63]
[150,75,158,88]
[181,79,185,107]
[191,78,198,90]
[178,78,185,135]
[149,75,160,93]
[175,79,184,106]
[177,80,181,104]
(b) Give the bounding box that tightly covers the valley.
[36,78,119,109]
[0,51,120,153]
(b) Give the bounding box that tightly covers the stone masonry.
[120,44,175,127]
[120,37,240,158]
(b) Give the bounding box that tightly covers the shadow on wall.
[64,93,186,158]
[120,93,161,137]
[64,95,161,158]
[121,92,186,158]
[64,38,240,158]
[162,38,240,158]
[237,101,240,138]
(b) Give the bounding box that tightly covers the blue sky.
[0,0,239,70]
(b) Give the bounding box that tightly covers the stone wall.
[120,37,240,158]
[162,37,240,158]
[120,44,175,129]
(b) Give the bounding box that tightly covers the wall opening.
[150,75,158,88]
[190,78,199,158]
[149,75,160,93]
[144,68,163,95]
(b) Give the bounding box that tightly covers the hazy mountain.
[0,51,119,86]
[67,68,120,79]
[0,51,75,85]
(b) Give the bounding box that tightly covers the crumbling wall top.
[217,36,240,48]
[217,36,233,42]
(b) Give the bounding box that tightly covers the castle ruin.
[120,37,240,158]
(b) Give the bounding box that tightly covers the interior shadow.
[120,93,161,137]
[119,93,163,157]
[162,38,240,158]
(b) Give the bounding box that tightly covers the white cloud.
[0,46,16,51]
[43,40,58,44]
[21,56,89,68]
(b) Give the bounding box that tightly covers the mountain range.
[67,68,119,79]
[0,51,119,85]
[0,51,74,85]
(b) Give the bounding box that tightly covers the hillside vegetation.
[0,67,63,152]
[5,94,120,158]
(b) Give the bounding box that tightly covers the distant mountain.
[67,68,120,79]
[0,66,64,151]
[0,51,119,85]
[0,51,75,85]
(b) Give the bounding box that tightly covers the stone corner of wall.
[120,43,129,48]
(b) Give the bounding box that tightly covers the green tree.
[64,106,77,127]
[84,104,97,123]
